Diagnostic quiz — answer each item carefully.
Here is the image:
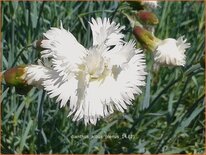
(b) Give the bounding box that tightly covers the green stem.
[9,15,15,68]
[127,67,203,135]
[78,10,113,18]
[170,77,191,121]
[33,2,45,41]
[110,2,123,21]
[127,76,181,135]
[37,90,45,154]
[11,44,32,67]
[154,76,190,152]
[155,94,204,153]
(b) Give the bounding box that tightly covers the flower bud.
[137,11,159,25]
[4,66,27,86]
[3,66,32,94]
[32,39,43,51]
[133,26,160,51]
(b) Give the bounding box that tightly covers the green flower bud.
[3,66,32,94]
[4,66,27,86]
[137,11,159,25]
[133,26,160,51]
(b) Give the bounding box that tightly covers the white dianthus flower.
[154,36,191,66]
[26,17,147,125]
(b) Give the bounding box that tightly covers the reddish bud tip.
[137,11,159,25]
[33,39,43,51]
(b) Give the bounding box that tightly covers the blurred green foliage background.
[1,1,205,154]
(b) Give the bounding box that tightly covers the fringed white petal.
[154,37,190,66]
[89,17,125,47]
[25,65,50,88]
[43,70,79,108]
[104,40,140,67]
[176,36,191,53]
[40,25,86,75]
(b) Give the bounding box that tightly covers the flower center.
[85,52,106,79]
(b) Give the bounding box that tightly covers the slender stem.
[155,94,205,153]
[33,2,45,41]
[153,69,203,152]
[154,76,190,152]
[110,2,122,21]
[126,114,144,135]
[150,75,184,108]
[11,44,32,67]
[127,76,181,135]
[37,90,45,154]
[9,14,15,68]
[170,77,191,121]
[78,10,113,18]
[127,67,203,135]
